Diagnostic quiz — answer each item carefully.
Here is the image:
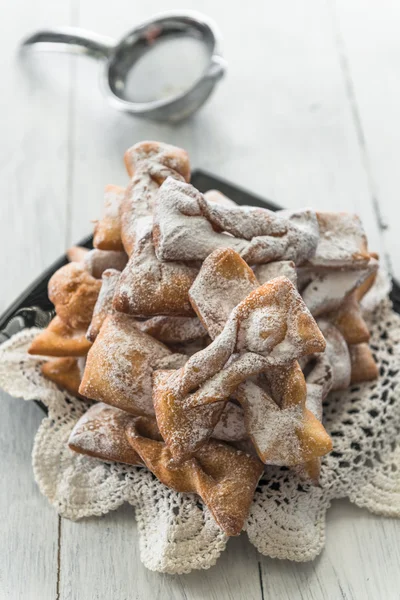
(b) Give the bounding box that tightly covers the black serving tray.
[1,169,399,414]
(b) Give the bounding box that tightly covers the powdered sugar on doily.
[0,290,399,573]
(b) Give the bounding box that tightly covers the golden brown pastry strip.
[126,419,263,536]
[349,343,379,384]
[42,357,84,396]
[189,248,258,339]
[153,178,319,264]
[293,353,333,483]
[48,262,101,330]
[68,403,261,536]
[121,141,190,256]
[236,361,332,467]
[86,269,120,343]
[80,313,186,416]
[154,276,325,463]
[68,403,146,465]
[28,316,91,357]
[306,212,370,269]
[317,320,351,391]
[67,246,128,279]
[300,257,378,317]
[93,185,125,252]
[113,217,198,317]
[327,292,370,345]
[135,316,207,344]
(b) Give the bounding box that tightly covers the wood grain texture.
[0,1,71,599]
[0,392,59,600]
[1,0,400,598]
[0,0,73,313]
[261,499,400,600]
[330,0,400,280]
[59,506,262,600]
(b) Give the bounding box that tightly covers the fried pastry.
[80,313,186,416]
[236,361,332,466]
[126,419,263,536]
[188,248,331,467]
[294,353,333,483]
[124,140,190,182]
[354,265,378,301]
[135,315,206,344]
[68,403,146,464]
[189,248,258,339]
[66,246,89,263]
[43,141,385,537]
[317,320,351,390]
[300,257,378,317]
[253,260,297,286]
[153,177,319,264]
[28,316,91,357]
[67,246,128,279]
[154,276,326,463]
[48,262,101,330]
[203,189,237,207]
[327,292,370,345]
[93,185,125,252]
[86,269,120,343]
[69,403,261,536]
[84,249,127,278]
[113,217,198,317]
[121,141,190,255]
[307,212,370,269]
[211,401,247,442]
[42,357,84,396]
[349,343,379,384]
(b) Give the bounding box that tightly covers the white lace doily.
[0,291,399,574]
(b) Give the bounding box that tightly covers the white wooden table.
[1,1,400,598]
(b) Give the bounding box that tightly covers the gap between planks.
[56,516,62,600]
[328,0,392,271]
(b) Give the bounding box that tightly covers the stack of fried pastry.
[28,141,379,536]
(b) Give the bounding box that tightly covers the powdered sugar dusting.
[307,212,369,268]
[212,402,247,441]
[81,314,172,416]
[254,261,297,286]
[236,380,303,465]
[68,402,142,465]
[300,258,378,317]
[114,216,198,317]
[121,141,190,256]
[154,178,319,265]
[86,268,120,342]
[135,316,206,344]
[317,319,351,391]
[189,248,258,339]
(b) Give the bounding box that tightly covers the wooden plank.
[260,499,400,600]
[0,392,59,600]
[0,0,72,312]
[330,0,400,278]
[59,505,262,600]
[0,1,72,598]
